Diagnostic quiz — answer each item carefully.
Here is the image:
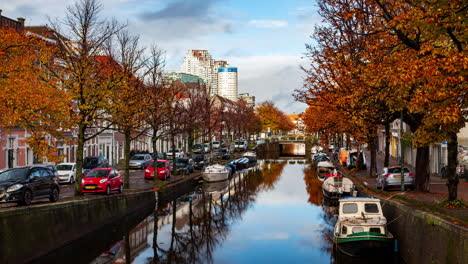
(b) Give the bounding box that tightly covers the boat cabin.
[336,197,387,236]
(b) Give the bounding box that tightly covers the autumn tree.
[106,30,148,188]
[0,27,71,162]
[47,0,125,194]
[298,0,466,199]
[143,44,168,161]
[256,101,294,135]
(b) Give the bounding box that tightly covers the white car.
[166,149,185,158]
[212,141,220,149]
[129,154,153,169]
[55,162,77,184]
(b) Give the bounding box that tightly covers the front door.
[7,149,14,168]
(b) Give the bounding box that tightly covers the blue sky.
[1,0,322,113]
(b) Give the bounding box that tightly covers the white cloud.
[227,55,307,114]
[248,20,288,28]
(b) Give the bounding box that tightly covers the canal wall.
[381,198,467,264]
[353,184,467,264]
[158,174,201,206]
[0,191,156,264]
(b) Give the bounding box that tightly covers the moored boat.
[202,164,230,182]
[316,161,335,181]
[322,171,354,199]
[333,197,394,257]
[243,151,257,163]
[233,157,250,169]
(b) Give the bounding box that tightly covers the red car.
[144,160,171,180]
[81,168,123,194]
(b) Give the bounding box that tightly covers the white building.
[217,67,238,101]
[180,50,227,96]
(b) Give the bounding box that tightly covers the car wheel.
[69,176,75,184]
[20,190,33,206]
[118,184,123,193]
[49,187,59,202]
[106,185,111,195]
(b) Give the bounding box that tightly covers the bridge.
[256,136,312,158]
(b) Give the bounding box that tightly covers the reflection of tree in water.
[303,164,337,260]
[260,161,287,190]
[148,166,272,264]
[303,165,324,206]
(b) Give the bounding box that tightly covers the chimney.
[17,17,25,30]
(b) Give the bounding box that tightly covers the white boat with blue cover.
[233,157,249,169]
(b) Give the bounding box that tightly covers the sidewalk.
[353,150,468,202]
[344,150,467,225]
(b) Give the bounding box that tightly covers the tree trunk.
[151,127,158,159]
[384,123,390,167]
[446,132,459,201]
[415,146,430,192]
[124,131,131,189]
[368,136,377,177]
[74,124,86,195]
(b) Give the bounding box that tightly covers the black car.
[193,154,208,170]
[175,158,195,175]
[83,156,109,174]
[0,166,60,206]
[215,148,231,160]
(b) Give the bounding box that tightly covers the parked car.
[203,143,211,153]
[234,140,248,152]
[175,158,194,175]
[192,144,204,154]
[81,168,123,195]
[212,141,221,149]
[83,156,109,175]
[0,166,60,206]
[129,154,153,169]
[376,166,414,190]
[55,162,77,184]
[144,160,171,180]
[193,154,209,170]
[166,149,184,158]
[215,148,231,160]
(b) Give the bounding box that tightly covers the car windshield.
[193,144,202,149]
[176,159,188,166]
[56,164,73,171]
[168,149,179,153]
[218,149,227,153]
[85,170,109,178]
[388,167,410,173]
[131,156,145,160]
[193,155,204,162]
[83,158,99,168]
[0,168,29,181]
[213,141,219,144]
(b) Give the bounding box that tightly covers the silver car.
[129,154,152,169]
[376,166,414,190]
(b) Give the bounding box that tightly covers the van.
[234,140,248,152]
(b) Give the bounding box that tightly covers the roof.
[339,197,380,203]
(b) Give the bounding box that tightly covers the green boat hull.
[335,232,394,257]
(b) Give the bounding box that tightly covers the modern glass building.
[217,67,238,101]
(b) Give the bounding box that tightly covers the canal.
[36,160,404,263]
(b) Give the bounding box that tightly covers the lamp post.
[400,110,405,192]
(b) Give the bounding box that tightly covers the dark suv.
[83,156,109,174]
[0,166,60,206]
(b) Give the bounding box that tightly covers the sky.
[1,0,322,114]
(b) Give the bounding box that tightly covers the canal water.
[39,160,404,264]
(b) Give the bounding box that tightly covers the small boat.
[243,151,257,163]
[313,153,330,163]
[225,162,237,176]
[202,164,230,182]
[322,170,354,199]
[316,161,335,181]
[202,179,229,193]
[232,157,250,169]
[333,197,394,257]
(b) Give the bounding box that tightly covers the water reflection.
[88,161,403,264]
